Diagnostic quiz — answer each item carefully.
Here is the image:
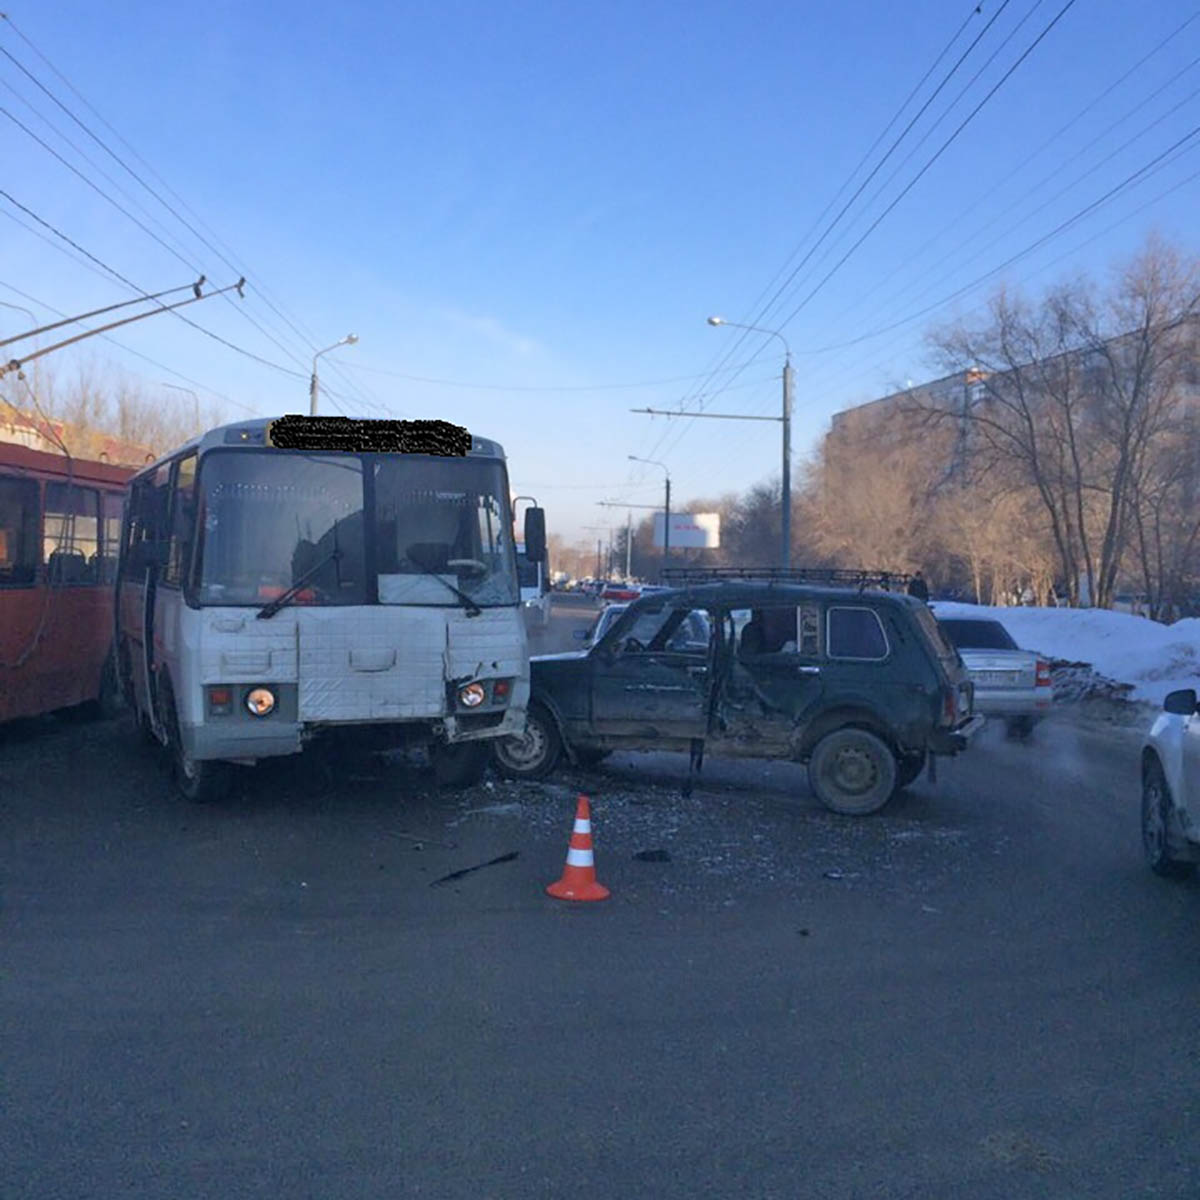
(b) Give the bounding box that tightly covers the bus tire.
[432,740,489,789]
[163,684,230,804]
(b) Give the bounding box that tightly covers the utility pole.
[628,455,671,582]
[625,509,632,579]
[310,333,359,416]
[781,351,793,569]
[686,316,791,567]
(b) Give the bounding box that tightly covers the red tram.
[0,441,133,721]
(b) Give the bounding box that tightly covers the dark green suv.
[493,581,981,815]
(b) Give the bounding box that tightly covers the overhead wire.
[641,0,1082,482]
[623,0,1023,497]
[639,0,1013,468]
[789,43,1200,357]
[0,19,392,417]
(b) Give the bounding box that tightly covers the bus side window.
[44,482,101,585]
[0,474,39,587]
[122,474,169,577]
[164,455,197,588]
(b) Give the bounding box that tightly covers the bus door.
[0,472,42,721]
[120,465,172,733]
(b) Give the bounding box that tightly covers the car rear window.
[938,619,1018,651]
[827,607,888,660]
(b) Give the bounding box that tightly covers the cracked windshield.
[5,2,1200,1198]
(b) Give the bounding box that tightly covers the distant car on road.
[1141,687,1200,878]
[935,616,1052,739]
[599,581,641,603]
[495,581,982,815]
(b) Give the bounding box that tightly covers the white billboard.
[653,512,720,549]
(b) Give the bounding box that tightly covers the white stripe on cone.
[573,818,592,834]
[566,847,594,867]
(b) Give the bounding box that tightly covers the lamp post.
[309,333,359,416]
[707,316,793,567]
[161,382,200,428]
[628,454,671,580]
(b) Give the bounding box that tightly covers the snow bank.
[931,602,1200,706]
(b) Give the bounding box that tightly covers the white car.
[1141,687,1200,878]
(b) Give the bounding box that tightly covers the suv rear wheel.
[808,728,897,816]
[1142,759,1195,879]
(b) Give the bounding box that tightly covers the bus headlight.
[245,686,277,717]
[458,682,486,708]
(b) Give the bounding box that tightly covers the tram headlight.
[245,686,277,717]
[457,682,486,708]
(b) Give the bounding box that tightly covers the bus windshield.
[194,451,517,608]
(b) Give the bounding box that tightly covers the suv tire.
[1142,758,1195,879]
[493,705,562,780]
[808,728,897,816]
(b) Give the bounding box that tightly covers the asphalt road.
[4,594,1198,1199]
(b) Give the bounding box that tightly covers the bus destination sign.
[268,416,470,455]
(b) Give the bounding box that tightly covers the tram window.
[0,475,38,587]
[44,483,101,584]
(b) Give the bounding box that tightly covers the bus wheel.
[432,740,489,789]
[164,688,229,804]
[171,736,230,804]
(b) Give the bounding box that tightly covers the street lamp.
[161,382,200,428]
[707,315,794,568]
[628,454,671,580]
[310,333,359,416]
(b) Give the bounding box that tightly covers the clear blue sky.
[3,0,1198,545]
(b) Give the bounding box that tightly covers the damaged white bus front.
[116,416,545,801]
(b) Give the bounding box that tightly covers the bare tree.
[927,237,1200,607]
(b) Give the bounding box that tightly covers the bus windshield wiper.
[256,550,341,619]
[403,554,482,617]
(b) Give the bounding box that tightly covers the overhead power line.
[627,0,1017,486]
[0,13,394,418]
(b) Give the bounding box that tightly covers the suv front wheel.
[493,705,562,780]
[808,728,897,816]
[1142,759,1195,878]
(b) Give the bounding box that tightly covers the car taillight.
[943,685,958,725]
[1036,659,1052,687]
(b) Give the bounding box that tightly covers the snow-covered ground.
[931,602,1200,706]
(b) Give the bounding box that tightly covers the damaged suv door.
[708,603,825,758]
[591,603,712,743]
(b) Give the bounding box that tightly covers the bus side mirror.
[523,507,546,564]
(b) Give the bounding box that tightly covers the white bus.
[115,415,544,801]
[515,542,551,629]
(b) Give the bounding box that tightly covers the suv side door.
[589,602,712,743]
[709,602,825,755]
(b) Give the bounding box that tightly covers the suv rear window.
[827,607,888,660]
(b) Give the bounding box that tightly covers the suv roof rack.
[660,566,913,593]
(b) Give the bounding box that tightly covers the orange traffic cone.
[546,795,610,902]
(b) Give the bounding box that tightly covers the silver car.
[936,616,1052,739]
